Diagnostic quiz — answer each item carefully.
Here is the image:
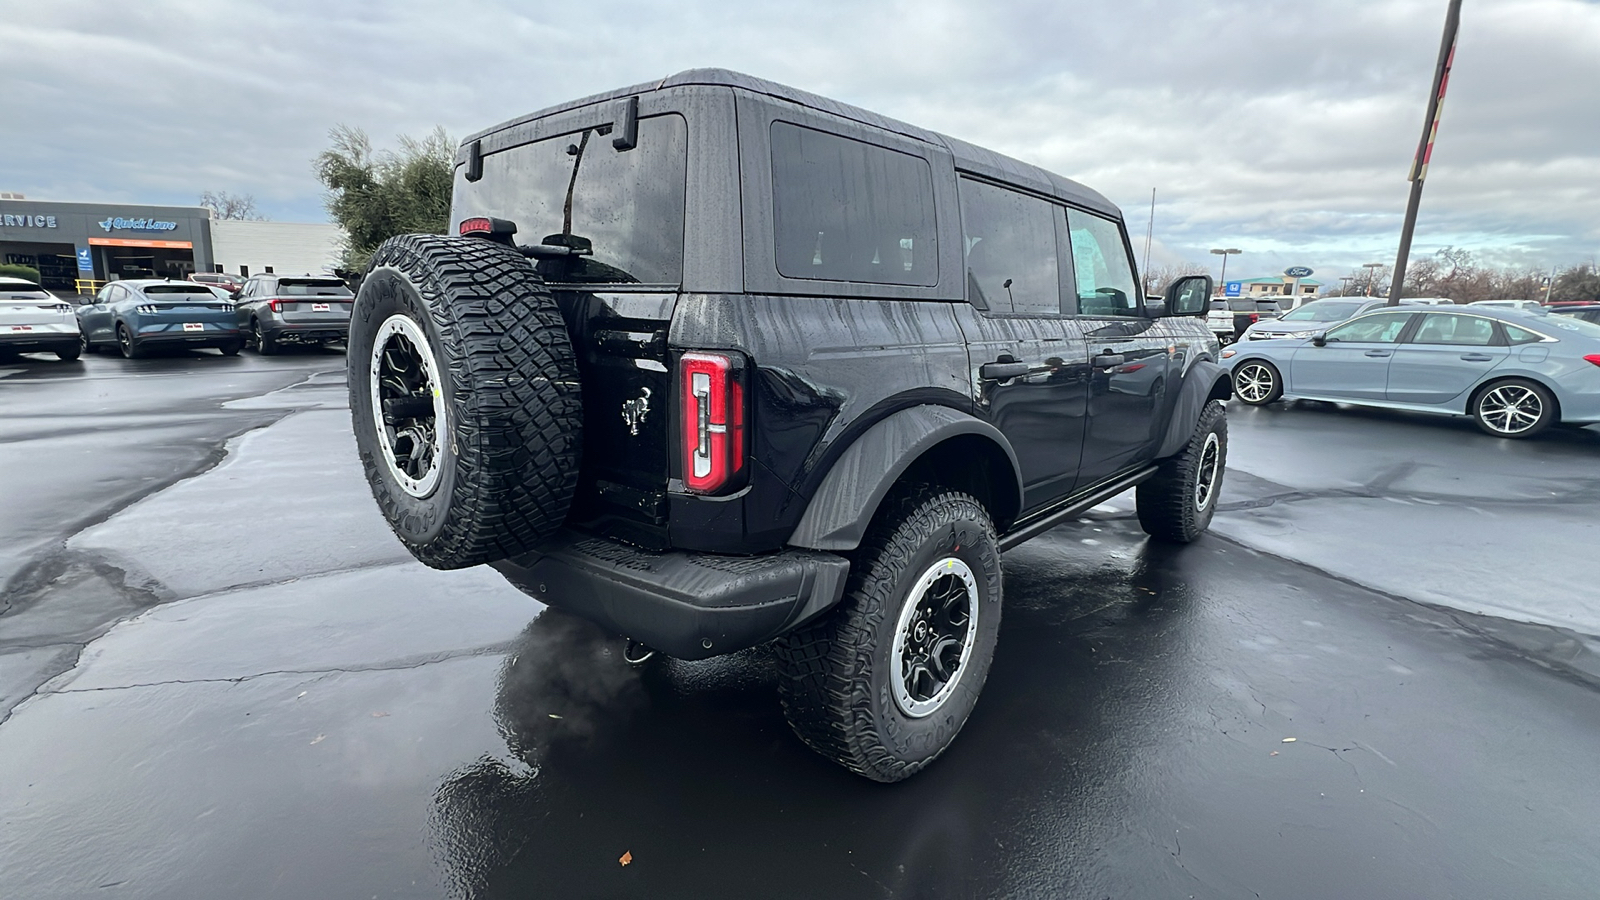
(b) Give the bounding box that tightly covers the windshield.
[143,285,216,297]
[1281,301,1362,322]
[453,113,688,286]
[278,279,351,297]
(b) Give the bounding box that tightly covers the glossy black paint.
[455,71,1219,561]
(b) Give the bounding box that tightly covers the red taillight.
[268,298,284,312]
[1585,354,1600,368]
[459,217,492,235]
[680,351,747,494]
[1248,313,1260,324]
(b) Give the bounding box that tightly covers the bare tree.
[1141,261,1211,296]
[200,191,266,221]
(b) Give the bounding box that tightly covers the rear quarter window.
[770,122,937,287]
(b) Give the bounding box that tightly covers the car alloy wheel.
[369,313,447,498]
[117,324,135,358]
[891,556,980,718]
[1477,384,1544,436]
[1234,363,1276,404]
[1193,432,1221,511]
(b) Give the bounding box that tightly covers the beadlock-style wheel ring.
[891,556,980,718]
[369,314,447,498]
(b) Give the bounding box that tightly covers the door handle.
[1460,353,1494,362]
[1364,350,1392,357]
[980,360,1031,380]
[1092,353,1126,368]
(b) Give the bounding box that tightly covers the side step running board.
[998,466,1158,551]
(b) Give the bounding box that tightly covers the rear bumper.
[136,329,241,346]
[266,322,349,343]
[491,531,851,660]
[0,332,78,352]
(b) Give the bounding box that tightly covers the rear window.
[0,281,50,299]
[770,122,937,286]
[1230,299,1280,312]
[1281,300,1362,322]
[277,279,351,297]
[143,285,217,297]
[454,113,688,286]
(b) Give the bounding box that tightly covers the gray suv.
[232,275,353,353]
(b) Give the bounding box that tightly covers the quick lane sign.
[97,217,178,232]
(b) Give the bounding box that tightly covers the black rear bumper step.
[492,532,850,660]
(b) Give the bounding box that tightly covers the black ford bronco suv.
[348,70,1229,782]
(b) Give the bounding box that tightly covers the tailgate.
[558,291,676,550]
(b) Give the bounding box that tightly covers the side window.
[958,178,1062,314]
[1325,312,1413,343]
[1502,324,1542,345]
[1065,210,1140,317]
[95,284,114,304]
[1411,313,1496,346]
[770,122,937,286]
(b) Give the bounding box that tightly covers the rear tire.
[1232,359,1283,405]
[774,486,1002,782]
[348,233,584,569]
[80,332,97,355]
[253,320,279,355]
[56,344,82,361]
[1471,378,1556,439]
[1137,399,1227,543]
[116,323,145,359]
[218,340,243,357]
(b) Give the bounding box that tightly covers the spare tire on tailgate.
[348,233,583,569]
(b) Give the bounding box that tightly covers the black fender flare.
[1154,359,1231,459]
[786,405,1023,552]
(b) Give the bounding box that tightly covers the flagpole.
[1388,0,1462,306]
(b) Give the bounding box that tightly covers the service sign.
[1,213,57,228]
[1284,266,1315,278]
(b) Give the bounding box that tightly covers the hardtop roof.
[463,68,1119,218]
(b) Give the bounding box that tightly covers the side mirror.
[1163,275,1214,316]
[1312,333,1328,347]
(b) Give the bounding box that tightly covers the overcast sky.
[4,0,1597,281]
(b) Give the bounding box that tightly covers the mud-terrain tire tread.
[349,233,583,569]
[774,485,1000,782]
[1137,399,1227,544]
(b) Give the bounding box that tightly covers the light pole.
[1363,262,1385,296]
[1339,275,1354,296]
[1210,248,1241,295]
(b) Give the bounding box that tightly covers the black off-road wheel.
[774,486,1003,783]
[348,233,584,570]
[1137,399,1227,543]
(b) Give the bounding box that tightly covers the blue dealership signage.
[76,247,94,271]
[1284,266,1315,278]
[1224,281,1242,297]
[97,216,178,232]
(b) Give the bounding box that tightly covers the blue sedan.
[78,280,244,358]
[1222,306,1600,438]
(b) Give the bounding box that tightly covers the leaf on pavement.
[619,851,633,867]
[310,734,326,745]
[1281,737,1297,743]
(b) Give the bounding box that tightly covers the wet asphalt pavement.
[2,349,1598,899]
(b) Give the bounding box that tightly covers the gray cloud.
[4,0,1596,282]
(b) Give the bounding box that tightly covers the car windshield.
[277,279,351,297]
[143,285,217,297]
[1281,301,1362,322]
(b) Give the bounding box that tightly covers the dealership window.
[770,122,937,286]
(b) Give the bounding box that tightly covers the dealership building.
[0,197,342,293]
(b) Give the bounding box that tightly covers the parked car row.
[1221,305,1600,439]
[0,275,350,362]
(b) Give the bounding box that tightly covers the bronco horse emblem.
[621,387,652,436]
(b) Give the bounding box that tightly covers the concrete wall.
[211,221,343,277]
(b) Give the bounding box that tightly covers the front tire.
[775,486,1002,782]
[1137,399,1228,543]
[1472,378,1556,439]
[348,233,584,569]
[1232,359,1283,405]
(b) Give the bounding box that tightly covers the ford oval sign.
[1284,266,1314,278]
